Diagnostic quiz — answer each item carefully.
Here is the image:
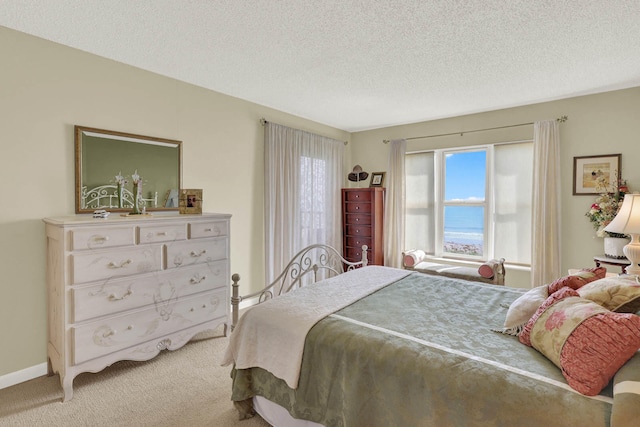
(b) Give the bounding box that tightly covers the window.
[405,142,533,264]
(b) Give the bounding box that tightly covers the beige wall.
[351,87,640,288]
[0,27,350,378]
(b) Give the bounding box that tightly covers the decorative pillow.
[547,267,607,294]
[520,286,640,396]
[478,259,498,279]
[519,287,578,346]
[498,285,549,336]
[403,249,426,267]
[577,275,640,313]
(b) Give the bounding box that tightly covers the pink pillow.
[547,267,606,295]
[560,312,640,395]
[520,286,640,396]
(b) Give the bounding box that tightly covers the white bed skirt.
[254,396,325,427]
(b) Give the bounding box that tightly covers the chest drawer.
[72,288,227,365]
[71,226,134,251]
[166,236,228,269]
[345,246,372,263]
[345,224,372,237]
[190,220,229,239]
[71,260,229,322]
[345,202,372,214]
[71,246,163,285]
[345,236,371,250]
[138,223,187,244]
[344,213,371,225]
[344,191,372,202]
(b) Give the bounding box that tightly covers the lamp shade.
[604,194,640,235]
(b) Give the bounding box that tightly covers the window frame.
[434,146,493,260]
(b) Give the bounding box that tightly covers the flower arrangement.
[585,174,629,238]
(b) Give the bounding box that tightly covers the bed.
[223,245,640,427]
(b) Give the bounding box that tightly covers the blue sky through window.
[444,151,486,201]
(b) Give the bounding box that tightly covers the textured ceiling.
[2,1,640,132]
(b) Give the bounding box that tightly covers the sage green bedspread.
[231,272,639,427]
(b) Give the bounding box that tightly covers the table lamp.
[604,193,640,276]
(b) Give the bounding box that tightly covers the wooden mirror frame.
[74,125,182,214]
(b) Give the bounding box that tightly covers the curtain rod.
[382,115,568,144]
[260,118,348,145]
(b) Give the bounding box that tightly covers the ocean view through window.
[405,140,533,265]
[443,150,486,257]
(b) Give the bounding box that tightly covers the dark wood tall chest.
[341,187,385,265]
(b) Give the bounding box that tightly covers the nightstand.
[593,255,631,274]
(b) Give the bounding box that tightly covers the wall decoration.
[369,172,386,188]
[179,189,203,214]
[573,154,621,195]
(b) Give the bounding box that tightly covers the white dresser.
[43,213,231,401]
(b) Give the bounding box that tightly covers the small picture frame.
[573,154,621,195]
[179,189,203,214]
[370,172,386,187]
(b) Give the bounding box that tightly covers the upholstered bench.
[402,250,506,286]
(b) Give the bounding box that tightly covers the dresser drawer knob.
[355,206,359,210]
[190,249,207,257]
[157,232,167,236]
[108,290,132,301]
[355,218,359,222]
[103,329,116,338]
[93,235,110,244]
[107,259,132,269]
[127,325,134,330]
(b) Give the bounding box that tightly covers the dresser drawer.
[71,226,134,251]
[166,236,228,269]
[138,223,187,244]
[345,236,371,250]
[71,246,163,285]
[190,220,229,239]
[345,224,372,237]
[344,191,372,202]
[72,288,227,365]
[345,213,371,225]
[345,246,372,263]
[71,260,229,322]
[345,202,372,214]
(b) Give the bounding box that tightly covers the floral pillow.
[577,275,640,313]
[520,286,640,396]
[547,267,607,295]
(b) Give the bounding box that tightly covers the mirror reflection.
[75,126,182,213]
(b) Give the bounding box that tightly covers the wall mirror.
[75,125,182,214]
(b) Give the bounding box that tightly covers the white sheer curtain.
[264,122,344,282]
[531,120,561,287]
[384,139,407,268]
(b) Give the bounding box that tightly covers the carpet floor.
[0,327,271,427]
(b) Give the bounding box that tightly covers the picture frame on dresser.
[369,172,385,187]
[179,188,203,214]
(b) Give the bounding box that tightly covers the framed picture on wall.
[573,154,621,195]
[369,172,386,187]
[179,189,203,214]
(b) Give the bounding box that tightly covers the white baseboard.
[0,363,48,390]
